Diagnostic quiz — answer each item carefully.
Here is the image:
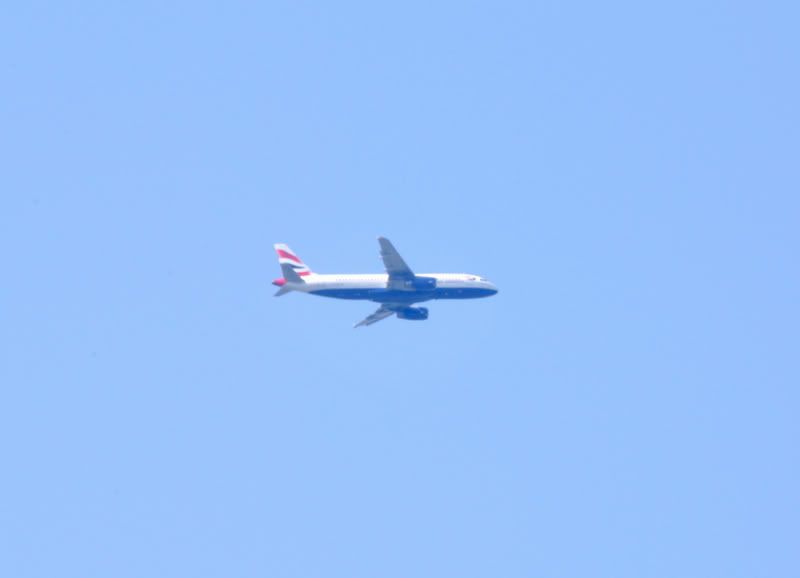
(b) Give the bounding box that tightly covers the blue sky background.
[1,2,798,576]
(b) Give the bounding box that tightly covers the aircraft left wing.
[378,237,414,279]
[354,305,396,328]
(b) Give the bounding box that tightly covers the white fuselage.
[282,273,498,304]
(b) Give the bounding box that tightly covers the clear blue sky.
[2,2,798,577]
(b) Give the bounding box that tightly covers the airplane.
[272,237,499,327]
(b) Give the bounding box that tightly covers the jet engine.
[396,307,429,321]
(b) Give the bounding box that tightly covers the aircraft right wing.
[354,305,396,328]
[378,237,414,280]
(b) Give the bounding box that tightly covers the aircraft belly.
[309,286,495,301]
[310,288,375,300]
[369,290,434,304]
[433,287,497,299]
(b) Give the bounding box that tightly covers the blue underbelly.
[310,287,496,302]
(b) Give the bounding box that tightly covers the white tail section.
[274,243,312,281]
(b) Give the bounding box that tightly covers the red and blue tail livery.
[274,243,312,281]
[272,237,498,327]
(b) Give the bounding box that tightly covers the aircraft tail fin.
[274,243,312,281]
[272,243,311,292]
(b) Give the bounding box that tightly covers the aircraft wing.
[354,305,396,328]
[378,237,414,279]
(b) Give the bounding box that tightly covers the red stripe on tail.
[276,249,302,263]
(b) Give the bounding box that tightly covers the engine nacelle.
[404,276,437,291]
[396,307,429,321]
